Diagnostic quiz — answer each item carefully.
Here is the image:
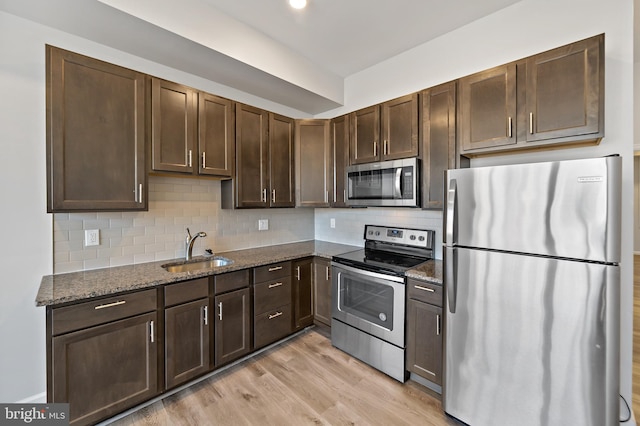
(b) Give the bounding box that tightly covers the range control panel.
[364,225,434,249]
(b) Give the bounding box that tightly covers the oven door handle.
[331,262,405,284]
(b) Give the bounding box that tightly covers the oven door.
[332,262,406,348]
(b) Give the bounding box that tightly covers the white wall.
[322,0,635,420]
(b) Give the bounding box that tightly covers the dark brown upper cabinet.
[350,105,380,164]
[151,79,234,178]
[525,35,603,143]
[350,94,418,165]
[420,81,457,210]
[295,119,331,207]
[46,46,147,212]
[331,114,350,207]
[198,93,235,177]
[223,104,294,208]
[459,34,604,158]
[458,63,517,152]
[269,113,296,207]
[151,78,197,174]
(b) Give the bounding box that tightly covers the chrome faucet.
[185,228,207,261]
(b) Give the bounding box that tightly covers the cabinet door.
[165,298,210,389]
[295,119,331,207]
[214,288,251,366]
[293,258,314,330]
[459,64,517,152]
[406,299,442,385]
[198,93,235,177]
[381,93,419,160]
[235,104,269,208]
[46,46,146,212]
[331,115,350,207]
[421,82,456,209]
[350,105,380,164]
[151,78,197,173]
[525,35,603,143]
[269,113,295,207]
[313,258,332,326]
[52,312,158,425]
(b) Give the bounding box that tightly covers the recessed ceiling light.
[289,0,307,9]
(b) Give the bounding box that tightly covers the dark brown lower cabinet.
[165,298,210,389]
[293,258,314,330]
[254,305,293,348]
[51,312,158,426]
[214,288,251,366]
[313,258,332,326]
[406,299,442,386]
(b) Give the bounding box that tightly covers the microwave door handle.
[394,168,402,198]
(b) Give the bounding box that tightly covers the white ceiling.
[0,0,521,114]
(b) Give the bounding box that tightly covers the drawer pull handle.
[268,312,283,320]
[268,282,283,289]
[414,285,435,293]
[268,266,283,272]
[94,300,126,310]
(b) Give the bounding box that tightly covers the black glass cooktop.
[333,248,428,277]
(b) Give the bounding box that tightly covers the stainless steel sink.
[162,257,233,273]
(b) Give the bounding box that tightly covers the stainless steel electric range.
[331,224,435,382]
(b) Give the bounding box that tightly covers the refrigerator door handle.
[446,246,457,313]
[445,178,457,245]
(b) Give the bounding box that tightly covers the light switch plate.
[85,229,99,246]
[330,218,336,228]
[258,219,269,231]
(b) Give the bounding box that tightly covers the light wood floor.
[633,255,640,418]
[112,326,462,426]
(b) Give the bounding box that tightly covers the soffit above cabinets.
[0,0,521,114]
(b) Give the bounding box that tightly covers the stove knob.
[418,236,425,242]
[375,231,380,236]
[409,235,416,241]
[368,231,373,235]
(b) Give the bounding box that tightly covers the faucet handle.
[186,227,192,239]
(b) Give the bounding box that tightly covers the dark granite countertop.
[37,240,443,307]
[405,259,443,285]
[36,240,361,307]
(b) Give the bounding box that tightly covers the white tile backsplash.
[53,176,315,273]
[53,176,443,273]
[314,208,443,259]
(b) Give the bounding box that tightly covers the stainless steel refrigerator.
[443,156,621,426]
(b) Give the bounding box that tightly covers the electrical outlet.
[85,229,99,246]
[258,219,269,231]
[330,218,336,228]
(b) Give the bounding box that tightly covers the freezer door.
[444,156,621,263]
[444,248,619,426]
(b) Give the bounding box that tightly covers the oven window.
[339,275,394,330]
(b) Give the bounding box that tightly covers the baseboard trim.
[16,392,46,404]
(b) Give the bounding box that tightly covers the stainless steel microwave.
[345,158,420,207]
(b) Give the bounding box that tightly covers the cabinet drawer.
[253,261,291,283]
[164,278,209,307]
[254,277,292,316]
[51,289,157,336]
[407,279,443,306]
[214,269,250,295]
[254,304,292,349]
